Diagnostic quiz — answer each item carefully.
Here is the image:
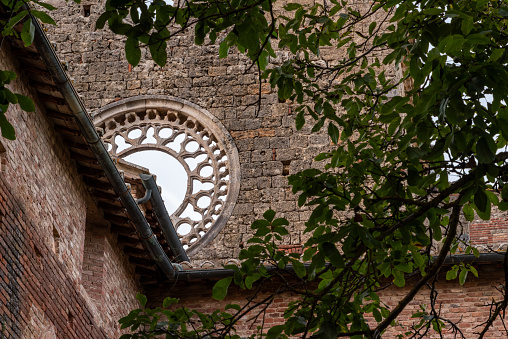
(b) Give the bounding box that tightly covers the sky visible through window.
[124,150,188,215]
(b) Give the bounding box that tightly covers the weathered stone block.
[263,161,283,176]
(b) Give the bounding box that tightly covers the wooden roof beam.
[111,223,135,236]
[92,189,120,201]
[117,235,142,246]
[124,246,149,258]
[104,212,131,226]
[39,94,67,106]
[55,125,82,137]
[10,47,41,60]
[135,266,157,276]
[23,65,48,76]
[128,256,155,268]
[47,110,74,121]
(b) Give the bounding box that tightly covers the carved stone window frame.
[93,95,241,256]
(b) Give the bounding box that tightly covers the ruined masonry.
[0,0,507,338]
[46,0,340,266]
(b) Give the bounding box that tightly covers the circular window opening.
[94,96,241,256]
[123,150,188,215]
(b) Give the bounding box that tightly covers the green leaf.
[266,324,284,339]
[461,16,473,35]
[476,137,495,164]
[274,216,290,227]
[212,277,233,300]
[470,265,478,278]
[0,71,16,83]
[369,21,377,35]
[263,209,276,222]
[459,268,468,285]
[5,10,28,30]
[485,190,499,206]
[195,21,205,45]
[291,259,306,278]
[423,8,443,15]
[378,261,392,277]
[295,111,305,130]
[16,94,35,112]
[21,19,35,47]
[472,247,480,257]
[31,10,56,25]
[502,185,508,202]
[96,12,110,29]
[258,50,269,71]
[125,37,141,67]
[4,89,17,104]
[411,249,424,267]
[273,226,289,236]
[307,65,315,78]
[162,297,178,308]
[225,303,241,311]
[488,48,504,62]
[283,79,293,99]
[393,269,405,287]
[328,122,340,144]
[284,3,302,11]
[446,268,458,280]
[252,219,270,228]
[321,242,344,268]
[320,321,338,339]
[474,188,488,213]
[136,293,147,307]
[245,272,260,289]
[395,262,413,273]
[219,40,229,59]
[255,227,271,237]
[35,2,57,11]
[467,33,490,44]
[312,117,325,133]
[0,113,16,140]
[463,204,474,221]
[148,37,167,67]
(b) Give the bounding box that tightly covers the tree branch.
[373,195,464,337]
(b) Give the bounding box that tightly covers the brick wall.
[148,264,507,338]
[0,177,107,338]
[80,223,141,337]
[101,231,142,333]
[1,46,89,286]
[470,218,508,248]
[382,264,507,338]
[82,224,106,303]
[0,41,141,337]
[148,279,302,338]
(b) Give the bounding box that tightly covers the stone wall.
[44,0,346,266]
[0,38,139,337]
[44,0,508,266]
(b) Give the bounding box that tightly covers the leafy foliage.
[0,0,64,139]
[119,294,242,339]
[99,0,508,337]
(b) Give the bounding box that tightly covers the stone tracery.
[94,96,240,256]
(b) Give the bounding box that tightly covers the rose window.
[93,96,240,256]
